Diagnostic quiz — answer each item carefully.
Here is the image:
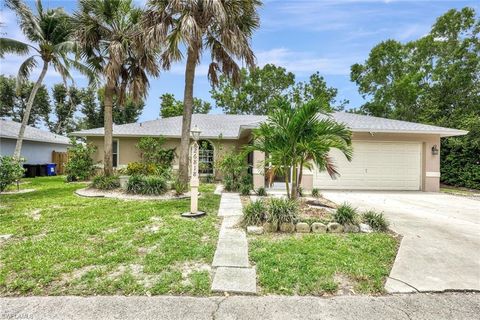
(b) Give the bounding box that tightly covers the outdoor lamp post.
[181,125,206,218]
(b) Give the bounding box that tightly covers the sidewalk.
[1,293,479,320]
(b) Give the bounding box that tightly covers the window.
[113,140,119,167]
[199,140,214,175]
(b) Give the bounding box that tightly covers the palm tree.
[73,0,160,176]
[144,0,261,183]
[0,0,89,159]
[249,99,353,199]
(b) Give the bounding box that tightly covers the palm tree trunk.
[284,164,291,199]
[298,159,304,194]
[291,164,298,199]
[178,48,198,183]
[103,83,115,176]
[13,61,48,159]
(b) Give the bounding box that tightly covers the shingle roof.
[71,112,467,139]
[0,119,70,145]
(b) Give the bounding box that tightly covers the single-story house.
[71,112,467,192]
[0,119,70,164]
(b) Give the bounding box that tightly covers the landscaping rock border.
[247,221,376,235]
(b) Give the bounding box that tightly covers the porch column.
[423,136,441,192]
[301,167,314,192]
[252,150,265,189]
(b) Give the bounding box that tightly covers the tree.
[50,84,82,134]
[78,86,145,130]
[351,7,480,189]
[159,93,211,118]
[74,0,160,176]
[0,75,50,127]
[145,0,261,183]
[0,0,86,158]
[210,64,295,115]
[210,65,346,115]
[249,99,352,199]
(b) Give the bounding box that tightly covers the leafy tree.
[159,93,211,118]
[78,86,145,129]
[0,156,25,192]
[0,75,50,127]
[210,64,295,115]
[351,7,480,189]
[248,99,352,199]
[74,0,159,176]
[144,0,261,183]
[0,0,90,159]
[211,65,345,115]
[50,84,82,134]
[65,138,96,182]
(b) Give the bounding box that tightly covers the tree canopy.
[210,64,346,115]
[350,7,480,189]
[159,93,211,118]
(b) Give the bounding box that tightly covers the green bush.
[256,187,267,196]
[242,200,267,226]
[311,188,321,198]
[240,183,251,196]
[126,175,168,195]
[65,139,96,182]
[201,174,214,183]
[267,198,299,224]
[92,174,120,190]
[362,210,389,232]
[172,178,188,196]
[137,137,176,168]
[217,151,248,191]
[0,156,25,192]
[126,162,157,176]
[334,203,358,225]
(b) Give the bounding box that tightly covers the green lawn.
[440,185,480,197]
[0,176,220,296]
[250,233,398,295]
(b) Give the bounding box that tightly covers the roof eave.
[351,129,469,137]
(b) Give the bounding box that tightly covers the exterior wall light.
[431,144,439,155]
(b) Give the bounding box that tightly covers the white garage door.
[313,141,422,190]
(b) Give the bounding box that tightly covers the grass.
[440,185,480,197]
[250,233,398,295]
[0,176,220,296]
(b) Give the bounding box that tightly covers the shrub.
[92,174,120,190]
[297,187,304,197]
[126,162,156,176]
[362,210,389,232]
[65,139,96,181]
[201,174,214,183]
[172,178,188,196]
[311,188,321,198]
[267,198,299,224]
[217,151,248,191]
[126,175,168,195]
[0,156,25,192]
[137,137,176,168]
[334,203,358,225]
[242,200,267,226]
[256,187,267,196]
[240,183,251,196]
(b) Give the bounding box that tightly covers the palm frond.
[0,38,31,58]
[16,55,38,92]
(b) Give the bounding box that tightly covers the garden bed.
[75,187,191,201]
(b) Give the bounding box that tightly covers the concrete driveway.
[322,191,480,293]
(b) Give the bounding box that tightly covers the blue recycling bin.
[46,163,57,176]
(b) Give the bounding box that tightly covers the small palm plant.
[0,0,92,159]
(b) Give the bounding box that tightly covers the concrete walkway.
[211,193,256,294]
[1,293,479,320]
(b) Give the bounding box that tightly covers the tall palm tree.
[249,99,353,199]
[74,0,160,176]
[0,0,90,159]
[144,0,261,183]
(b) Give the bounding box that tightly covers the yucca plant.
[92,174,120,190]
[311,188,321,198]
[242,199,267,226]
[267,198,299,224]
[256,187,267,196]
[126,175,167,195]
[362,210,389,232]
[1,0,93,159]
[333,203,358,225]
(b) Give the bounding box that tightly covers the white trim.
[426,171,441,178]
[113,139,119,167]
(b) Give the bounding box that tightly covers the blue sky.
[1,0,478,123]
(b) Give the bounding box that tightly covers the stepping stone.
[212,239,249,267]
[211,267,256,294]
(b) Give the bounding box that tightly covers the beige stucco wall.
[86,136,247,180]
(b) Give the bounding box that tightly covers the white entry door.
[313,141,422,190]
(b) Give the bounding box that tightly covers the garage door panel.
[314,141,421,190]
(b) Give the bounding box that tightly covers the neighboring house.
[0,119,70,164]
[71,113,467,192]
